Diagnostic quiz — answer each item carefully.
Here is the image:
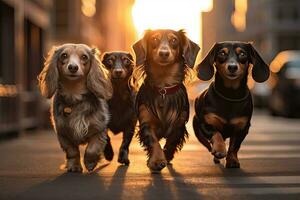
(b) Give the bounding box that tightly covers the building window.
[278,35,300,52]
[0,1,15,84]
[275,0,299,22]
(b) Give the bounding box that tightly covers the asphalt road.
[0,110,300,200]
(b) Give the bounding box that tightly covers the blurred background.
[0,0,300,137]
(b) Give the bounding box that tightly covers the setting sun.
[132,0,213,45]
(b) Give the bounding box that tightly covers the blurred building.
[49,0,136,52]
[0,0,51,136]
[202,0,300,62]
[0,0,137,137]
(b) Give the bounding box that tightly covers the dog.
[193,41,269,168]
[38,43,113,172]
[132,29,200,172]
[101,52,137,165]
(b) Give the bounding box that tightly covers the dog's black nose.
[228,64,238,73]
[113,69,123,77]
[68,64,78,73]
[159,50,170,59]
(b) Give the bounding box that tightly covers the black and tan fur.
[132,29,200,172]
[38,44,113,172]
[193,42,269,168]
[101,52,137,165]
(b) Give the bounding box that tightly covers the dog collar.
[212,83,250,102]
[153,84,181,99]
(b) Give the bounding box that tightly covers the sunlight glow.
[132,0,213,44]
[81,0,96,17]
[231,0,247,32]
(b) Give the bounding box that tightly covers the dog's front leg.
[57,134,82,173]
[164,112,189,163]
[139,105,167,172]
[118,126,135,165]
[163,126,187,163]
[84,132,107,172]
[226,126,249,168]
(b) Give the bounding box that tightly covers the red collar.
[153,84,181,98]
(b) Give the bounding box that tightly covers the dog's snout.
[159,50,170,59]
[68,64,78,73]
[113,68,124,77]
[114,70,122,75]
[228,64,238,73]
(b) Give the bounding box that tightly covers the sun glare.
[132,0,213,44]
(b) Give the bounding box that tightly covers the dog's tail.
[104,135,114,161]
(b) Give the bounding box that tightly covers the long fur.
[87,48,113,100]
[132,30,200,165]
[38,44,112,172]
[38,46,60,98]
[130,30,196,91]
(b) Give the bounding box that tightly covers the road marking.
[186,176,300,185]
[181,143,300,152]
[247,133,300,141]
[239,153,300,159]
[196,187,300,195]
[240,145,300,151]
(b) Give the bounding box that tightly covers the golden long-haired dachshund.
[38,43,113,172]
[132,29,200,172]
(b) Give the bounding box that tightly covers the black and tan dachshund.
[102,52,137,165]
[132,29,200,172]
[193,42,269,168]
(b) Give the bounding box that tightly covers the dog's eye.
[81,54,88,61]
[219,52,226,56]
[106,59,113,65]
[123,58,131,65]
[238,52,248,64]
[171,38,177,43]
[151,37,159,49]
[61,53,68,59]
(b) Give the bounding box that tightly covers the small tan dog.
[38,44,112,172]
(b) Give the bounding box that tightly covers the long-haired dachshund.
[101,52,137,165]
[38,44,113,172]
[132,29,200,172]
[193,42,269,168]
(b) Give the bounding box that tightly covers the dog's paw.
[118,149,130,165]
[211,133,227,159]
[85,161,98,172]
[147,159,167,173]
[104,142,114,161]
[226,156,240,168]
[66,159,83,173]
[213,156,221,164]
[84,154,100,172]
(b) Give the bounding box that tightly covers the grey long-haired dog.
[38,43,113,172]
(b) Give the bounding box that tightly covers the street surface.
[0,110,300,200]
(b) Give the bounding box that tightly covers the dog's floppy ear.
[38,46,60,98]
[179,30,200,68]
[196,43,218,81]
[247,43,270,82]
[132,30,151,66]
[87,48,113,100]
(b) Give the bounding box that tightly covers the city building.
[202,0,300,62]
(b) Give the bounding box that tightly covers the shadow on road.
[16,172,106,200]
[167,165,204,199]
[106,165,129,200]
[143,165,204,200]
[15,163,130,200]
